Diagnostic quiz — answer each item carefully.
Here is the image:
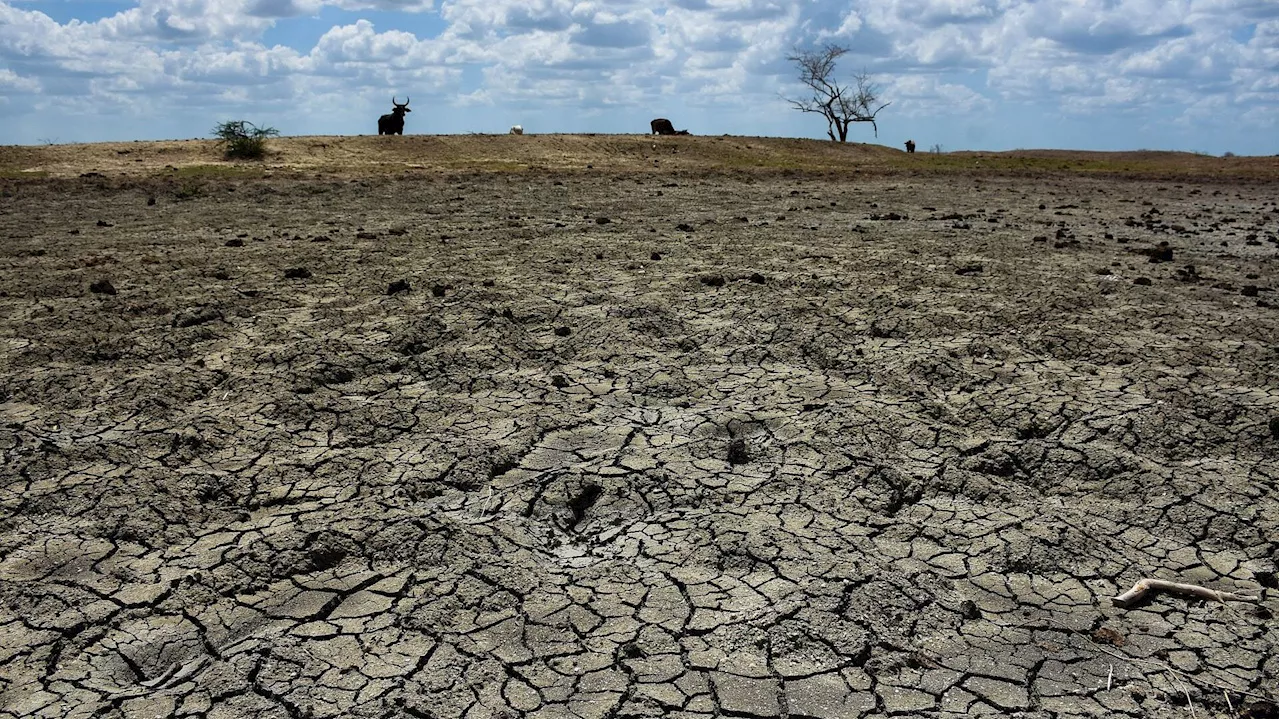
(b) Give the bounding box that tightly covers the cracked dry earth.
[1,170,1277,719]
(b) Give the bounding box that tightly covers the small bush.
[212,120,280,160]
[929,143,944,154]
[1223,151,1236,158]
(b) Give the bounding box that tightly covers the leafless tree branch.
[783,45,890,142]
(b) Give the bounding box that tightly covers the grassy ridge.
[0,133,1274,182]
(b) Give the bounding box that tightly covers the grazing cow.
[651,118,690,136]
[378,97,411,135]
[904,139,916,153]
[510,125,524,135]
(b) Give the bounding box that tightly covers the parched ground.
[0,137,1277,719]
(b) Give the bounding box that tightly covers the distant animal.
[510,125,523,135]
[904,139,916,153]
[378,97,411,135]
[651,118,690,136]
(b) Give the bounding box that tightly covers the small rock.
[356,231,378,239]
[554,326,571,337]
[650,252,662,261]
[595,217,611,225]
[146,196,156,206]
[284,268,312,279]
[1242,285,1259,297]
[701,275,725,287]
[676,223,694,232]
[551,375,569,388]
[482,279,495,287]
[749,272,766,284]
[1134,277,1152,286]
[728,438,750,465]
[955,264,983,276]
[387,279,411,295]
[431,284,447,297]
[96,220,113,227]
[225,238,244,247]
[89,279,117,295]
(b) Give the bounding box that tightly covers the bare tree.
[785,44,889,142]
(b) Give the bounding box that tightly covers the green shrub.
[212,121,280,160]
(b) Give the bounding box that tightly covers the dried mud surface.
[1,169,1277,719]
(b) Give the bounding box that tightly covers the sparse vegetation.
[784,45,890,141]
[211,121,280,160]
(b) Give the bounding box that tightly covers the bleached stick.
[1111,578,1259,608]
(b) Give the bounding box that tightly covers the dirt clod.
[88,278,117,295]
[172,306,221,328]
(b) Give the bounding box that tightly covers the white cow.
[510,125,524,135]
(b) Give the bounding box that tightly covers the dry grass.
[0,133,1274,182]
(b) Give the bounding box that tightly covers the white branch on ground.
[1111,578,1260,608]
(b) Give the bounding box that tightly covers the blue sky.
[1,0,1276,155]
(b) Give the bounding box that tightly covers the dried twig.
[1111,578,1259,608]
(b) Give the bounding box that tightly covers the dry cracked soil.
[0,141,1277,719]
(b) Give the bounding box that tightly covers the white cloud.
[0,0,1272,152]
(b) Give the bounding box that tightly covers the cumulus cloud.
[0,0,1272,152]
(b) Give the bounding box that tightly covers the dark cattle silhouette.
[378,97,411,135]
[904,139,916,153]
[650,118,690,136]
